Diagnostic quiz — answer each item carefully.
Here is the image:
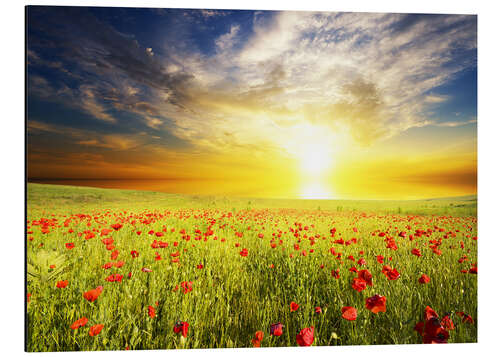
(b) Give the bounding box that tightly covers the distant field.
[27,183,477,216]
[26,183,477,351]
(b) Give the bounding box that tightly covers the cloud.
[433,119,477,127]
[27,8,476,161]
[215,25,240,52]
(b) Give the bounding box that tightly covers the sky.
[26,6,477,200]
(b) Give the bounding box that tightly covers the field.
[26,183,477,351]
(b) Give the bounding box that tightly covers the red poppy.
[173,321,189,337]
[331,269,340,279]
[365,294,387,313]
[315,306,322,314]
[382,266,400,280]
[89,324,104,336]
[270,323,283,336]
[341,306,357,321]
[105,274,123,282]
[441,315,454,330]
[111,250,119,260]
[296,326,314,346]
[56,280,68,288]
[418,274,431,284]
[352,278,367,292]
[411,248,422,257]
[357,258,367,266]
[240,248,249,257]
[418,305,434,319]
[148,305,156,318]
[83,286,103,302]
[102,238,114,245]
[197,264,204,269]
[111,223,123,231]
[358,269,373,286]
[414,306,450,343]
[65,243,75,249]
[130,250,139,258]
[114,261,125,268]
[376,255,384,264]
[180,281,193,294]
[70,317,88,330]
[456,311,474,324]
[290,301,299,312]
[252,330,264,347]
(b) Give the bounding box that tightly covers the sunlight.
[279,122,342,177]
[300,181,334,199]
[298,143,333,175]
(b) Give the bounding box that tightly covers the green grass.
[26,183,477,351]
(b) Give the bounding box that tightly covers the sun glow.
[300,181,334,199]
[299,144,333,175]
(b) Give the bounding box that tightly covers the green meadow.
[26,183,477,351]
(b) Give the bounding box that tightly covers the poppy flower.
[56,280,68,289]
[315,306,322,314]
[102,238,114,245]
[296,326,314,346]
[252,330,264,347]
[411,248,422,257]
[105,274,123,282]
[358,269,373,286]
[197,264,204,269]
[376,255,384,264]
[65,243,75,249]
[418,274,431,284]
[341,306,357,321]
[352,278,367,292]
[456,312,474,324]
[114,261,125,268]
[173,321,189,337]
[83,286,103,302]
[130,250,139,258]
[240,248,249,257]
[382,266,400,280]
[148,305,156,318]
[415,306,450,343]
[111,250,119,260]
[180,281,193,294]
[357,258,367,266]
[89,324,104,336]
[27,293,31,303]
[290,301,299,312]
[365,294,386,313]
[420,307,437,322]
[331,269,340,279]
[441,315,454,330]
[70,317,88,330]
[270,323,283,336]
[111,223,123,231]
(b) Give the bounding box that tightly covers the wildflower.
[296,326,314,346]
